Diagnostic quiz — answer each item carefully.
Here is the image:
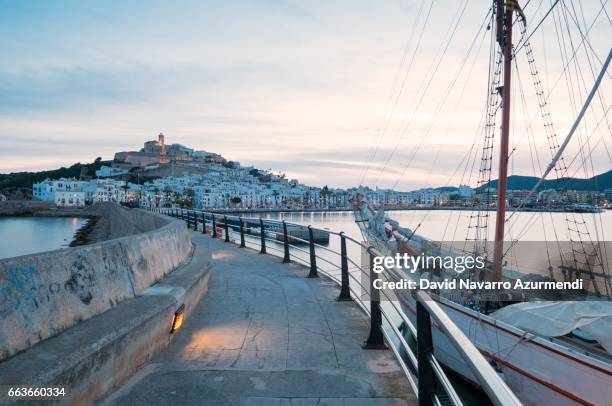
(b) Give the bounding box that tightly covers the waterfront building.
[507,189,534,207]
[417,189,439,206]
[33,178,139,207]
[605,189,612,206]
[397,192,417,206]
[537,189,562,206]
[54,190,86,207]
[475,188,497,205]
[458,184,474,200]
[32,178,88,204]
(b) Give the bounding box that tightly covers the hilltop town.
[3,133,608,211]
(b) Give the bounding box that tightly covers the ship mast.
[492,0,518,282]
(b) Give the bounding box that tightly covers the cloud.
[1,0,610,188]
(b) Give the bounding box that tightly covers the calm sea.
[0,217,86,260]
[255,209,612,242]
[242,209,612,277]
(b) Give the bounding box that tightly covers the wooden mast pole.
[492,1,514,282]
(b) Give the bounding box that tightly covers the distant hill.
[479,169,612,192]
[0,158,111,192]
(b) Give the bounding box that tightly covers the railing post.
[224,216,230,242]
[338,232,351,301]
[193,210,198,231]
[362,248,387,349]
[201,212,207,234]
[282,221,290,263]
[417,300,436,406]
[186,210,191,229]
[307,226,318,278]
[259,218,266,254]
[239,217,246,247]
[211,214,217,238]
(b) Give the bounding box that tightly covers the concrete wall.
[0,209,192,361]
[0,236,211,406]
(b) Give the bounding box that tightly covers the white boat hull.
[352,202,612,404]
[398,292,612,405]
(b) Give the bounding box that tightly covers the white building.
[54,190,86,207]
[33,178,88,205]
[33,178,139,207]
[417,189,437,206]
[604,189,612,205]
[95,166,129,178]
[458,185,474,200]
[538,189,562,205]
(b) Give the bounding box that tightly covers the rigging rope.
[360,0,433,186]
[371,0,470,187]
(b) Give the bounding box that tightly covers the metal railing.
[149,207,521,406]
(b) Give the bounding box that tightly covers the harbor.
[0,216,85,259]
[1,0,611,404]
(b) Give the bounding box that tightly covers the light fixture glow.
[171,304,185,333]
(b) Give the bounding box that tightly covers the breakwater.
[0,201,55,217]
[0,204,192,361]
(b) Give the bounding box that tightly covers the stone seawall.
[0,201,55,216]
[0,208,192,361]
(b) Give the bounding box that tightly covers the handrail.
[188,208,373,249]
[414,291,521,406]
[151,207,522,406]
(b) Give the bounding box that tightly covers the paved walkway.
[105,233,415,405]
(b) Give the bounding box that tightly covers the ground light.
[171,304,185,333]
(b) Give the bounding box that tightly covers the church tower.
[158,133,166,155]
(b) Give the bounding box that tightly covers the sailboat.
[354,1,612,404]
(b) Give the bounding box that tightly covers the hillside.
[0,158,111,197]
[480,169,612,192]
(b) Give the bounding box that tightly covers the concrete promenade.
[105,232,415,405]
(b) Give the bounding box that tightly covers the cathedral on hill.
[113,133,225,168]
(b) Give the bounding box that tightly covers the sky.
[0,0,610,190]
